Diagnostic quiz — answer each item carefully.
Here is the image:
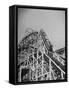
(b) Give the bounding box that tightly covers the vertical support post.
[49,58,52,80]
[35,49,38,81]
[41,53,44,80]
[61,71,64,79]
[29,69,31,81]
[35,69,38,81]
[19,67,22,82]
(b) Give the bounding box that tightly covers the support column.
[29,69,31,81]
[41,53,44,80]
[18,67,22,82]
[35,49,38,81]
[61,71,64,79]
[49,58,52,80]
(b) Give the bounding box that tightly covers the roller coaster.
[17,29,65,82]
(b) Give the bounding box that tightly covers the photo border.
[15,5,68,85]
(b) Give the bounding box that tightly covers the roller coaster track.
[40,30,65,73]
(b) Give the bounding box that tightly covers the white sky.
[18,8,65,50]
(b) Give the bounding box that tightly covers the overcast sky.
[18,8,65,50]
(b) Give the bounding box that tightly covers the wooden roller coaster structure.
[18,29,65,82]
